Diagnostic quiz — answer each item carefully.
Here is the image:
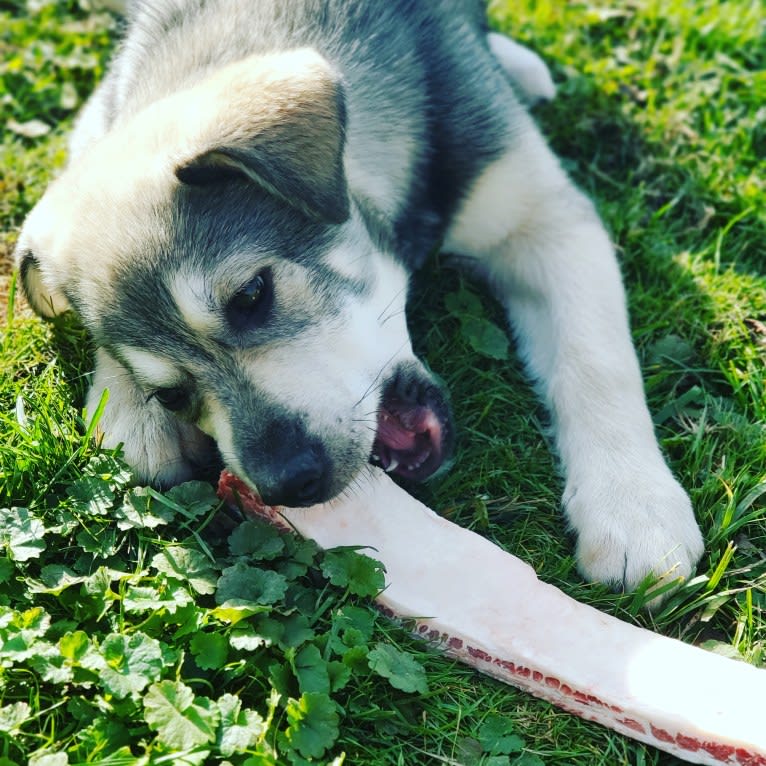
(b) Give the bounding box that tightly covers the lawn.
[1,1,764,764]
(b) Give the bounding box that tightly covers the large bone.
[218,469,766,766]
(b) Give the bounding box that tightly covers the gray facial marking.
[102,182,371,355]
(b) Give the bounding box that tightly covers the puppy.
[14,0,703,593]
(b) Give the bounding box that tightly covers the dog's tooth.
[385,457,399,473]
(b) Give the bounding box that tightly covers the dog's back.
[76,0,520,267]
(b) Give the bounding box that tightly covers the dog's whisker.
[352,339,412,410]
[350,417,377,425]
[376,285,407,323]
[379,307,407,327]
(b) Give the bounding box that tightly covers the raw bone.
[218,469,766,766]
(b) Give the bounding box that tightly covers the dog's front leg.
[86,348,215,487]
[445,118,704,594]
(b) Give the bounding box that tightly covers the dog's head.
[15,49,453,505]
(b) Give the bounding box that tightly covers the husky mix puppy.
[14,0,703,593]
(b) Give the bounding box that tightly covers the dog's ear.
[16,247,71,318]
[175,49,350,224]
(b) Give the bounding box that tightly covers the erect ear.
[16,248,71,318]
[175,49,350,224]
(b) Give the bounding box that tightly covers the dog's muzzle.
[370,364,453,481]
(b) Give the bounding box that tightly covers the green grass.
[1,1,765,764]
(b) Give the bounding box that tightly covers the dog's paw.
[86,351,215,487]
[565,463,704,601]
[97,401,212,487]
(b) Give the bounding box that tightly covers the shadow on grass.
[405,63,765,634]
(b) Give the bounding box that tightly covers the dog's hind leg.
[443,112,703,599]
[487,32,556,104]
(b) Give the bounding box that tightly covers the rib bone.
[218,469,766,766]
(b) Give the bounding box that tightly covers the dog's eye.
[151,387,190,412]
[227,269,273,330]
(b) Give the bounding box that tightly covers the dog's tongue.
[376,406,438,450]
[371,403,444,480]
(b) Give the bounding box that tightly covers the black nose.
[260,447,330,507]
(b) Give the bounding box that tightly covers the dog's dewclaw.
[217,469,766,766]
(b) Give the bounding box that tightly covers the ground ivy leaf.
[48,506,79,537]
[445,287,483,316]
[335,606,376,638]
[512,754,546,766]
[229,625,269,652]
[293,644,330,695]
[0,701,31,733]
[269,660,294,699]
[81,567,121,619]
[115,488,174,530]
[34,565,86,595]
[341,645,369,671]
[67,474,115,516]
[329,606,376,655]
[30,649,74,684]
[337,627,366,653]
[285,537,320,566]
[59,631,90,662]
[0,607,52,664]
[460,316,509,360]
[99,632,164,699]
[168,602,204,641]
[478,714,525,755]
[277,536,321,580]
[444,286,509,360]
[228,520,285,560]
[0,607,12,629]
[646,333,696,366]
[19,606,49,633]
[123,580,192,614]
[0,557,13,584]
[285,585,318,623]
[282,692,339,760]
[75,718,133,764]
[0,507,46,562]
[84,454,133,488]
[164,481,220,519]
[327,660,351,692]
[143,680,219,749]
[151,546,217,595]
[279,614,315,649]
[76,525,118,557]
[216,562,288,606]
[367,642,428,694]
[319,549,385,597]
[212,603,270,625]
[455,736,483,765]
[216,693,266,757]
[190,632,228,671]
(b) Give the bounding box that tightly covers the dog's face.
[15,49,452,505]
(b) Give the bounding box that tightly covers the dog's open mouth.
[370,371,452,481]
